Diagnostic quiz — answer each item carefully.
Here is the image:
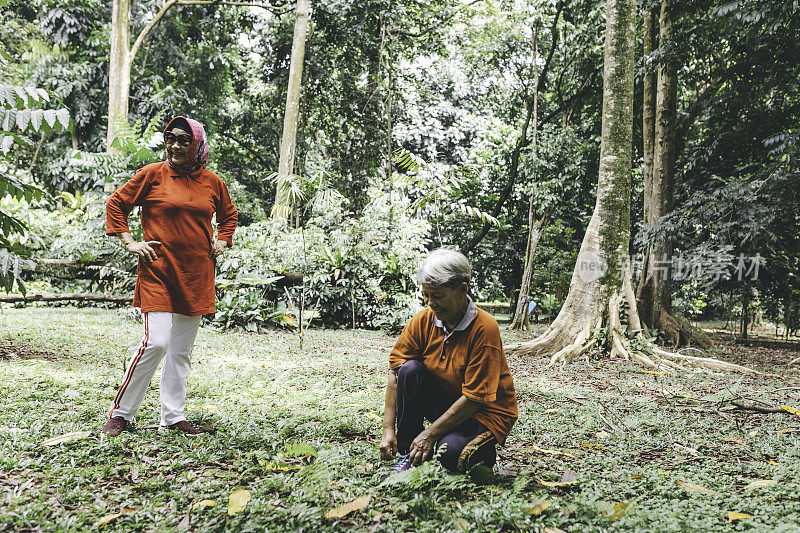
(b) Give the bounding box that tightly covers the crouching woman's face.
[421,281,469,328]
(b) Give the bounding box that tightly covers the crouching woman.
[380,248,517,473]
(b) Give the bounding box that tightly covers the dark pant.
[396,359,497,472]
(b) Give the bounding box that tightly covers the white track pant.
[109,312,201,426]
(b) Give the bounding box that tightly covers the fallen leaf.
[536,478,580,489]
[527,500,549,515]
[544,528,567,533]
[658,471,667,475]
[723,437,743,444]
[42,431,92,446]
[595,430,610,439]
[748,429,759,436]
[227,489,251,516]
[354,463,374,473]
[641,370,666,375]
[93,512,123,527]
[528,445,577,459]
[629,475,644,480]
[608,502,630,521]
[769,461,780,465]
[544,408,559,414]
[560,470,578,483]
[324,494,371,519]
[744,479,777,490]
[201,404,220,414]
[581,443,606,450]
[366,412,383,421]
[727,511,754,521]
[192,499,216,510]
[780,405,800,417]
[675,480,719,495]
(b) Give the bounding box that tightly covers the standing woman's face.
[164,127,192,165]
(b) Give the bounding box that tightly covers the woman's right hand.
[125,240,161,262]
[379,428,398,460]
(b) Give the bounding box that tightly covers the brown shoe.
[162,420,204,436]
[101,416,132,437]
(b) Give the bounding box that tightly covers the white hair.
[415,247,471,287]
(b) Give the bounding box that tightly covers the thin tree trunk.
[510,206,552,330]
[637,3,657,324]
[107,0,131,151]
[510,28,542,331]
[273,0,311,219]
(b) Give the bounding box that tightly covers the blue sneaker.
[392,453,411,474]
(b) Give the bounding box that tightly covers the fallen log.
[28,259,111,279]
[0,293,132,303]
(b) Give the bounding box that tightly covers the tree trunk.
[273,0,311,219]
[510,206,551,330]
[637,3,656,323]
[510,29,542,331]
[0,293,132,303]
[636,0,710,348]
[107,0,132,150]
[505,0,752,374]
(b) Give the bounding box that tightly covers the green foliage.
[0,77,71,292]
[67,113,164,188]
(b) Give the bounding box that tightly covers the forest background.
[0,0,796,338]
[1,1,800,531]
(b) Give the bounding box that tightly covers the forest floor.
[1,307,799,532]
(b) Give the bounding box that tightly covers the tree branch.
[130,0,292,63]
[461,1,564,255]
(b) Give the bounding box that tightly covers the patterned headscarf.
[164,116,209,174]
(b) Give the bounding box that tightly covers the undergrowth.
[0,308,798,531]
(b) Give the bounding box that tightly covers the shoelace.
[392,453,411,472]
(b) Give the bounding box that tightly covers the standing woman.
[102,116,237,437]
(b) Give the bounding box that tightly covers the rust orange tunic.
[106,161,238,316]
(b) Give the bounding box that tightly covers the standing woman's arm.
[106,170,159,259]
[212,178,238,257]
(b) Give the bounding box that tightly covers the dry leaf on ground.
[324,494,371,519]
[92,512,123,527]
[227,489,251,516]
[780,405,800,417]
[728,511,754,521]
[675,480,719,495]
[544,527,567,533]
[527,500,549,515]
[536,478,580,489]
[744,479,777,490]
[528,445,577,459]
[192,499,216,510]
[42,431,92,446]
[607,502,630,521]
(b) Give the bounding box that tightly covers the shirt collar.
[433,295,478,334]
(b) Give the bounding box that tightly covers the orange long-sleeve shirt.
[106,162,238,316]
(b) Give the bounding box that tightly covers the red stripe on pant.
[109,313,150,418]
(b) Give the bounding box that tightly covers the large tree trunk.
[273,0,311,219]
[505,0,752,373]
[636,1,711,348]
[107,0,132,150]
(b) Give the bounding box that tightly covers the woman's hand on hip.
[212,239,228,258]
[409,429,436,466]
[379,428,398,460]
[125,240,161,262]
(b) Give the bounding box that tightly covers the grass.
[0,307,799,532]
